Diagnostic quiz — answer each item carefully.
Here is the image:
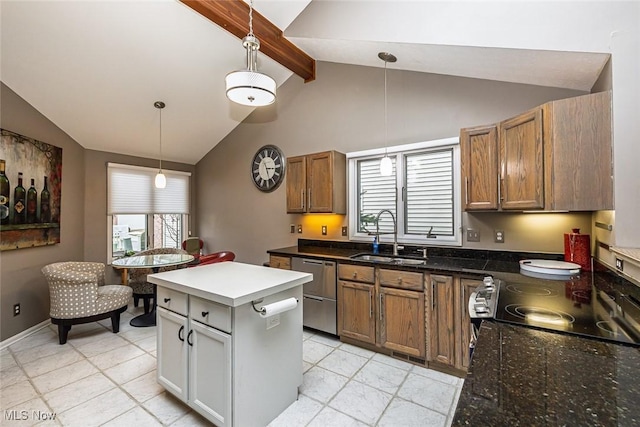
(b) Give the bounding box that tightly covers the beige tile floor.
[1,302,463,426]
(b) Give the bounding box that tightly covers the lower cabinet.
[158,306,232,427]
[455,278,482,371]
[379,286,425,357]
[427,274,456,367]
[338,280,376,344]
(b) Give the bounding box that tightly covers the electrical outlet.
[342,226,348,236]
[321,225,327,235]
[290,224,295,233]
[616,258,624,271]
[297,224,302,234]
[13,303,20,316]
[494,230,505,243]
[466,229,480,242]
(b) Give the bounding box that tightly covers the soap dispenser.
[373,236,379,254]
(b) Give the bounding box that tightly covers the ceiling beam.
[180,0,316,83]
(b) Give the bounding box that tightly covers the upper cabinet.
[461,91,613,211]
[286,150,346,214]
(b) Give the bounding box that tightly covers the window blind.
[107,163,191,215]
[357,157,396,234]
[405,149,454,236]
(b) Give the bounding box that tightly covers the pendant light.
[379,52,396,176]
[225,0,276,107]
[154,101,166,189]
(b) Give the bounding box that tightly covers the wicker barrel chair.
[42,261,132,344]
[128,247,189,313]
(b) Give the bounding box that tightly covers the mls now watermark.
[4,410,57,421]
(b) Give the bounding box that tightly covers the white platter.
[519,259,581,275]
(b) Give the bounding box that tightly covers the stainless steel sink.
[350,253,426,266]
[351,254,395,263]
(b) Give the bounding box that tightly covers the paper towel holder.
[251,297,299,315]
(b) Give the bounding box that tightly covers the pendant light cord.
[384,59,388,157]
[158,106,163,172]
[248,0,254,37]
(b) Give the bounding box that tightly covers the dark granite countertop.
[452,321,640,426]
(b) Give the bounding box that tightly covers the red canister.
[564,228,591,271]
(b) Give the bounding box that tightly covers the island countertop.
[147,262,312,307]
[452,321,640,426]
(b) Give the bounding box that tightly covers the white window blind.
[108,163,191,215]
[405,149,454,236]
[357,157,396,234]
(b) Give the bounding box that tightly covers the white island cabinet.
[148,262,312,427]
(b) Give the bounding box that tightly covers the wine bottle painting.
[0,129,62,251]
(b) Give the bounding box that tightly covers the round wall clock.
[251,145,286,192]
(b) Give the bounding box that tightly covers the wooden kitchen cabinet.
[460,91,612,211]
[427,274,456,367]
[285,150,346,214]
[379,286,425,357]
[454,278,482,371]
[338,280,376,344]
[269,255,291,270]
[460,124,499,210]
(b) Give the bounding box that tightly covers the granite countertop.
[147,262,312,307]
[452,321,640,426]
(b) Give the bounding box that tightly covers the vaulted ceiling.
[1,1,610,165]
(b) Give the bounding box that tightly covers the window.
[107,163,191,259]
[348,137,461,246]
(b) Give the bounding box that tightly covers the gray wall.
[196,61,589,265]
[0,83,85,340]
[0,83,196,341]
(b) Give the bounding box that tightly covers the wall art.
[0,128,62,250]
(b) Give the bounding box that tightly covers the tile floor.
[1,302,463,426]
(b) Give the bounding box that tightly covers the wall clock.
[251,145,286,192]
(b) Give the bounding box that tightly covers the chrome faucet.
[374,209,404,256]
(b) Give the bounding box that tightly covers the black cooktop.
[494,274,640,346]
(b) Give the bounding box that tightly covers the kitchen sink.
[351,254,395,263]
[350,253,427,266]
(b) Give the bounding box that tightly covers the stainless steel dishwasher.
[291,258,337,335]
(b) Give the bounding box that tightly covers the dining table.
[112,253,194,327]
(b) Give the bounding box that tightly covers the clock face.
[251,145,286,192]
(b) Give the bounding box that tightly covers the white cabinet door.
[157,307,188,401]
[189,320,232,427]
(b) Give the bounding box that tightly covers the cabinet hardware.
[465,177,469,206]
[398,277,403,284]
[369,289,373,318]
[178,325,184,342]
[498,173,503,202]
[201,311,209,317]
[379,294,384,321]
[353,272,357,279]
[432,281,436,310]
[187,330,193,346]
[308,188,312,210]
[164,298,171,303]
[301,190,305,210]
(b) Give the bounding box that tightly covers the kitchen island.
[147,262,312,427]
[452,321,640,426]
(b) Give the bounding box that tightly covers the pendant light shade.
[225,2,276,107]
[154,101,166,189]
[379,52,396,176]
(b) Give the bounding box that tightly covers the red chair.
[197,251,236,266]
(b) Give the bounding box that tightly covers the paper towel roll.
[259,297,298,318]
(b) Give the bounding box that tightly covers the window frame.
[347,136,462,246]
[106,163,191,262]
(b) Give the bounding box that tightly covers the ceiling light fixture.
[225,0,276,107]
[379,52,396,176]
[154,101,166,189]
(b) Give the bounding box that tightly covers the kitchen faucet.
[373,209,404,256]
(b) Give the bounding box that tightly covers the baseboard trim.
[0,320,50,350]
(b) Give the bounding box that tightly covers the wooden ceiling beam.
[180,0,316,83]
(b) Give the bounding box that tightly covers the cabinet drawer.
[190,296,232,334]
[157,287,188,316]
[379,269,424,291]
[270,255,291,270]
[338,264,375,283]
